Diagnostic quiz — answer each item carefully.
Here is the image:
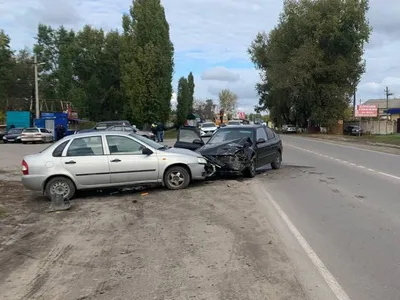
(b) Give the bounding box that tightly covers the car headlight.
[197,157,207,164]
[2,136,5,139]
[17,136,21,139]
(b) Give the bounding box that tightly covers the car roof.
[219,124,262,129]
[64,131,132,140]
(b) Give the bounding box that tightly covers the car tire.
[3,140,7,144]
[244,158,257,178]
[271,151,282,170]
[164,166,190,190]
[45,176,76,200]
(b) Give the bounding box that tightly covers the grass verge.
[164,129,178,139]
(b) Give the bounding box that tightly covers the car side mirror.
[142,147,153,155]
[256,138,266,144]
[193,139,203,145]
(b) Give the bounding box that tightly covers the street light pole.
[34,54,40,119]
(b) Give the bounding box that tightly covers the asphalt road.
[264,135,400,300]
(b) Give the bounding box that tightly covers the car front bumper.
[188,163,207,181]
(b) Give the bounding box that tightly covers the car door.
[60,135,111,187]
[174,127,204,151]
[105,134,160,184]
[265,127,280,162]
[255,127,270,167]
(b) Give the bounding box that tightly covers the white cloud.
[201,66,240,82]
[2,0,400,114]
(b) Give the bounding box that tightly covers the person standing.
[156,121,165,142]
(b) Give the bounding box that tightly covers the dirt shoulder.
[297,134,400,155]
[0,178,305,300]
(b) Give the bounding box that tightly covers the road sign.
[355,105,378,117]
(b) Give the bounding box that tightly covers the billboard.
[355,105,378,117]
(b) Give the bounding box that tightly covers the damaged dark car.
[174,125,283,178]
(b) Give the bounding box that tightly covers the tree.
[121,0,174,126]
[193,98,215,120]
[187,72,195,113]
[249,0,371,128]
[218,89,238,120]
[176,77,189,127]
[0,30,15,109]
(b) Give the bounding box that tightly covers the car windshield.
[129,134,166,149]
[207,128,253,144]
[202,123,216,128]
[228,121,241,125]
[23,128,39,132]
[8,128,23,134]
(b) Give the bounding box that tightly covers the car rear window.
[23,128,39,133]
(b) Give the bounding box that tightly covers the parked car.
[76,120,131,133]
[344,125,363,136]
[21,132,207,200]
[21,127,53,144]
[282,124,296,133]
[226,120,242,126]
[174,125,283,178]
[199,122,218,137]
[3,127,24,143]
[106,125,155,140]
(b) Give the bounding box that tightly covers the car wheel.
[244,157,257,178]
[3,140,7,144]
[164,166,190,190]
[271,151,282,170]
[45,176,76,200]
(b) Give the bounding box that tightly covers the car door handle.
[65,160,76,164]
[110,159,121,162]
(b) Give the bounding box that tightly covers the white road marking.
[284,135,400,157]
[264,188,351,300]
[378,172,400,180]
[286,144,400,181]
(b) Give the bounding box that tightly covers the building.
[360,98,400,134]
[363,98,400,120]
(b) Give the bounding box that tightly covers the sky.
[1,0,400,113]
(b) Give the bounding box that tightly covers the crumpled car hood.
[196,137,256,172]
[197,137,253,156]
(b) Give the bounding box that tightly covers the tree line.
[0,0,176,127]
[248,0,371,128]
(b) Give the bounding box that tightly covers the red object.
[22,160,29,175]
[237,112,246,119]
[355,105,378,117]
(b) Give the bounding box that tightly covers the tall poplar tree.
[121,0,174,126]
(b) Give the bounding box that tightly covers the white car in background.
[21,127,53,144]
[199,122,218,137]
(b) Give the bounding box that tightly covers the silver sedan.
[21,132,208,199]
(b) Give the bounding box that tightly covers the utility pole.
[34,54,40,119]
[353,86,356,116]
[385,86,393,135]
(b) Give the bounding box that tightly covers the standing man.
[156,121,165,143]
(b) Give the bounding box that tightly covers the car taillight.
[22,160,29,175]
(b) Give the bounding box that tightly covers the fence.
[346,119,398,134]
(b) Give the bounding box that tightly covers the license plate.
[8,139,14,142]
